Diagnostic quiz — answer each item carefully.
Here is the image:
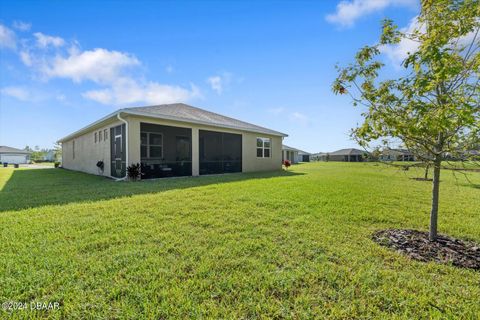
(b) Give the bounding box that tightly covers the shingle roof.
[381,148,413,155]
[0,146,31,154]
[329,148,367,156]
[124,103,287,137]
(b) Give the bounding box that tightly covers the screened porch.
[140,123,192,179]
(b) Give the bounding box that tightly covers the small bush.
[127,163,142,181]
[282,160,291,169]
[54,162,60,168]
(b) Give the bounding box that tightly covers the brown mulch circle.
[372,229,480,270]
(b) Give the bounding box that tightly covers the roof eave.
[122,109,288,137]
[58,109,288,143]
[57,110,124,143]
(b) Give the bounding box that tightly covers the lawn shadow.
[0,168,304,212]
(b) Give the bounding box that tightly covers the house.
[310,152,327,161]
[282,145,311,163]
[0,146,31,164]
[327,148,367,162]
[58,103,287,179]
[379,148,415,161]
[42,150,56,162]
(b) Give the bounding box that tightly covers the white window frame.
[99,130,103,142]
[104,129,108,141]
[256,137,271,158]
[141,132,164,159]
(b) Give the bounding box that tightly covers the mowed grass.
[0,163,479,319]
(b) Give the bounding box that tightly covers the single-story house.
[0,146,31,164]
[58,103,287,179]
[327,148,367,162]
[310,152,327,161]
[42,150,56,162]
[379,148,415,161]
[282,145,311,163]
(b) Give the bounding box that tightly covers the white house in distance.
[282,145,311,163]
[0,146,31,164]
[58,103,288,179]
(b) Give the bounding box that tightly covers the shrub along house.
[59,103,287,179]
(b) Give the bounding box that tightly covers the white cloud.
[0,24,16,49]
[290,112,309,125]
[13,21,31,31]
[326,0,417,27]
[19,50,33,66]
[43,48,140,83]
[33,32,65,48]
[207,76,222,94]
[3,27,201,106]
[267,107,285,115]
[165,65,174,73]
[207,72,233,94]
[1,86,30,101]
[82,78,201,106]
[380,16,422,67]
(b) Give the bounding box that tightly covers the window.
[104,129,108,140]
[99,130,102,142]
[141,132,163,158]
[256,137,271,158]
[94,132,97,143]
[72,140,75,159]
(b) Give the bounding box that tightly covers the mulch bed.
[372,229,480,270]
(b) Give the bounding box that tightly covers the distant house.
[310,152,326,161]
[0,146,31,164]
[327,148,367,162]
[380,148,415,161]
[42,150,56,161]
[58,103,287,179]
[282,145,311,163]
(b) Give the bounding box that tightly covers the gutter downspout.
[114,112,129,181]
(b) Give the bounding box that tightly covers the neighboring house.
[0,146,31,164]
[310,152,327,161]
[42,150,56,161]
[311,152,327,161]
[282,145,311,163]
[379,148,415,161]
[327,148,368,162]
[58,103,287,179]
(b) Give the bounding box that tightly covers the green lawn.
[0,163,479,319]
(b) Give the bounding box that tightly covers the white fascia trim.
[124,109,288,137]
[57,110,125,143]
[58,109,288,143]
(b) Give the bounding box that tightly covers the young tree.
[333,0,479,241]
[53,142,62,162]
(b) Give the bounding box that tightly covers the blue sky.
[0,0,419,152]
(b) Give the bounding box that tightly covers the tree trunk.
[429,157,442,241]
[424,163,430,180]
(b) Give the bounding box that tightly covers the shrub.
[282,160,291,169]
[127,163,142,181]
[54,162,60,168]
